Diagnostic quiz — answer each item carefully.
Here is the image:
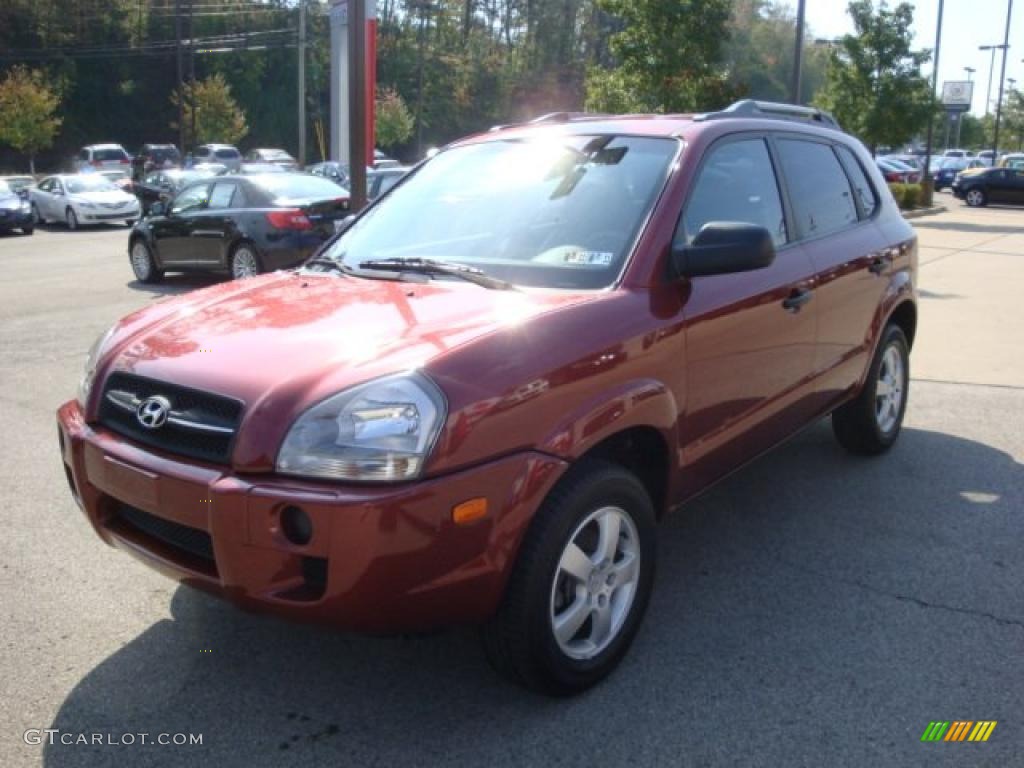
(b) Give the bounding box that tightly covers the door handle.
[868,255,890,274]
[782,288,813,312]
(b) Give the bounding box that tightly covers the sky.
[777,0,1022,116]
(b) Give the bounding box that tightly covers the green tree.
[813,1,932,154]
[0,66,62,174]
[170,73,248,148]
[584,0,736,113]
[1001,89,1024,151]
[375,87,414,149]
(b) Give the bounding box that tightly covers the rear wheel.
[65,207,79,230]
[20,225,34,235]
[130,240,163,283]
[230,242,261,279]
[482,459,656,696]
[832,324,910,455]
[965,188,987,207]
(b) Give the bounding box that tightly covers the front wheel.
[965,188,987,207]
[20,225,34,236]
[130,240,164,283]
[65,207,79,230]
[832,324,910,455]
[31,203,42,225]
[481,459,656,696]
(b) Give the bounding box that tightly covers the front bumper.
[0,208,32,228]
[57,400,567,632]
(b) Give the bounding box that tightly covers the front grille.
[98,372,243,464]
[116,504,215,564]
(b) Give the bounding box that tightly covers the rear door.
[776,137,893,411]
[1007,169,1024,203]
[151,183,211,265]
[679,135,819,491]
[986,170,1014,203]
[186,180,239,266]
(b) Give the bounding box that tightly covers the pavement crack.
[777,559,1024,629]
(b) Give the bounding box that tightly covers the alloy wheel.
[549,505,640,661]
[966,189,984,207]
[875,343,905,434]
[66,208,78,230]
[231,246,259,279]
[130,242,152,281]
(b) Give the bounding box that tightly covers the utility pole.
[789,0,807,104]
[923,0,944,185]
[349,0,368,212]
[298,0,307,166]
[175,0,184,151]
[189,0,196,148]
[991,0,1014,162]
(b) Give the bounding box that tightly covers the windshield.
[323,135,677,290]
[66,176,119,193]
[93,147,127,161]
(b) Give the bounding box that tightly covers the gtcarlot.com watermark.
[24,730,202,747]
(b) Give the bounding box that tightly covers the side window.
[171,184,210,215]
[776,139,857,237]
[38,178,53,192]
[680,138,787,247]
[77,149,89,161]
[835,145,878,218]
[207,182,236,209]
[194,147,210,159]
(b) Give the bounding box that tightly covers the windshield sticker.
[564,250,614,266]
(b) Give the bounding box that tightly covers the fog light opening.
[280,505,313,546]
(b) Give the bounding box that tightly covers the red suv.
[58,100,917,695]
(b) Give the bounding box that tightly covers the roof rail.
[489,111,610,132]
[694,99,841,130]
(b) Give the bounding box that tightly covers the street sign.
[941,80,973,112]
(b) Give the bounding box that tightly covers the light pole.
[980,44,1007,116]
[991,0,1014,162]
[964,66,975,82]
[923,0,945,186]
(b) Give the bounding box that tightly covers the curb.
[902,205,948,220]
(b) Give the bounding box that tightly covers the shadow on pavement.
[42,423,1023,767]
[913,219,1023,235]
[128,273,224,297]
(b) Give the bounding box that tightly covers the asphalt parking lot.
[1,198,1021,767]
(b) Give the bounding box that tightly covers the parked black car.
[133,168,220,215]
[952,167,1024,207]
[127,173,350,282]
[306,162,407,199]
[0,179,34,235]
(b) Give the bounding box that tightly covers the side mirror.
[671,222,776,279]
[149,202,166,217]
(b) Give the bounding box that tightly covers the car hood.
[100,272,598,446]
[74,189,136,203]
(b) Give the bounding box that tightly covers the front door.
[678,135,818,494]
[150,182,211,266]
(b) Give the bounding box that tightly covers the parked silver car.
[30,174,140,229]
[73,144,132,172]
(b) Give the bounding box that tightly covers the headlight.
[78,201,96,209]
[276,373,447,482]
[77,326,116,406]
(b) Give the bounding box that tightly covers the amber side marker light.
[452,498,488,525]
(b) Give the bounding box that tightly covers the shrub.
[902,183,921,209]
[888,182,906,207]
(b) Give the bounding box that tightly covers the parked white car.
[30,174,140,229]
[73,144,132,172]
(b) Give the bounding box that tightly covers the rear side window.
[681,138,787,247]
[194,147,211,158]
[215,148,240,159]
[94,148,128,161]
[835,145,878,218]
[776,139,857,238]
[207,182,237,209]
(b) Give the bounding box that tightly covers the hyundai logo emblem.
[136,396,171,429]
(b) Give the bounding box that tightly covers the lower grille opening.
[110,503,217,577]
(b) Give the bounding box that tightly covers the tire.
[21,226,34,236]
[65,207,79,230]
[832,324,910,456]
[125,219,136,227]
[965,188,987,207]
[129,239,164,284]
[31,203,42,225]
[230,242,261,279]
[481,459,657,696]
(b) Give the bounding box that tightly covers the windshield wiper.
[302,257,353,275]
[357,257,518,291]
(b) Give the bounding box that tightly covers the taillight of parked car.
[265,209,312,231]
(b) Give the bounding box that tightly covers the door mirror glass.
[671,222,776,278]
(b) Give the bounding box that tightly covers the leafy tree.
[813,1,932,154]
[585,0,736,113]
[0,66,62,173]
[170,73,248,147]
[375,87,414,149]
[1001,89,1024,151]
